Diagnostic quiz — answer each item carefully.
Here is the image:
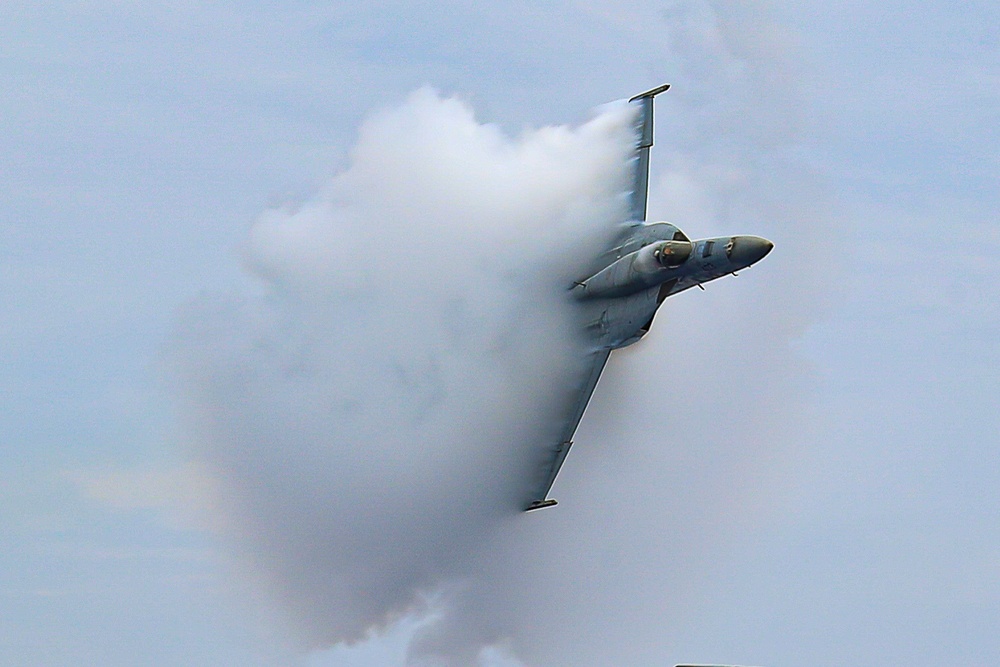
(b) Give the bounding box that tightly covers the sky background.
[3,1,999,666]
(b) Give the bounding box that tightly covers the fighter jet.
[525,85,773,511]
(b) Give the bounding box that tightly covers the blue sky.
[3,2,999,665]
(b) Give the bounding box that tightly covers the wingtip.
[524,499,559,512]
[629,83,671,102]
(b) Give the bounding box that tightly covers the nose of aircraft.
[728,235,773,267]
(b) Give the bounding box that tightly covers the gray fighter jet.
[525,85,773,511]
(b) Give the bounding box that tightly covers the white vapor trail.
[172,88,638,663]
[174,6,831,659]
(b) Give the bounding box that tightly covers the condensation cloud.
[173,6,831,663]
[172,89,639,662]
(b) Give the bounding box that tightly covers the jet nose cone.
[729,235,773,267]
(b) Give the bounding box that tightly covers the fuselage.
[574,222,772,349]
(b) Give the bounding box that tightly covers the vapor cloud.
[172,89,638,663]
[173,8,828,665]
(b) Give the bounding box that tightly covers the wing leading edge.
[524,84,669,512]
